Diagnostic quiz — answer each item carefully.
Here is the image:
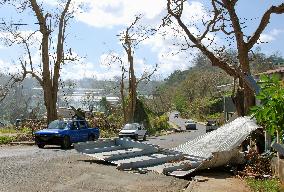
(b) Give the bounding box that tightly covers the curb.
[10,141,35,145]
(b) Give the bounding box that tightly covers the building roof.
[257,67,284,76]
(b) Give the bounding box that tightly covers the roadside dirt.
[186,171,251,192]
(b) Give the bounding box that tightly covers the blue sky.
[0,0,283,81]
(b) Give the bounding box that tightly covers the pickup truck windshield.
[48,120,67,129]
[123,124,136,130]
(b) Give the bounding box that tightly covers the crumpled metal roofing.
[173,116,259,158]
[75,116,260,177]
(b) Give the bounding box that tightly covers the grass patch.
[0,135,16,145]
[20,127,33,134]
[245,178,280,192]
[0,126,33,134]
[0,127,18,134]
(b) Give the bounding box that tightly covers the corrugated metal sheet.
[75,116,259,177]
[174,116,258,157]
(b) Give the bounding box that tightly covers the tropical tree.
[165,0,284,116]
[251,74,284,136]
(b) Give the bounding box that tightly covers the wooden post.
[277,130,280,177]
[264,131,271,152]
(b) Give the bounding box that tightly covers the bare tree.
[118,16,157,123]
[102,16,157,123]
[165,0,284,115]
[1,0,78,123]
[103,54,128,123]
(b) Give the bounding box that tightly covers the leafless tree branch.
[247,3,284,49]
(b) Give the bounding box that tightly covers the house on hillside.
[221,66,284,122]
[255,66,284,81]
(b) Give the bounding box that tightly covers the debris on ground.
[75,117,260,177]
[237,149,273,179]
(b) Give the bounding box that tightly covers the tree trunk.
[239,50,255,115]
[243,84,255,115]
[45,95,57,124]
[120,72,127,124]
[43,80,58,123]
[127,53,137,123]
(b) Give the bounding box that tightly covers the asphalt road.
[146,111,206,149]
[0,115,207,192]
[0,145,188,192]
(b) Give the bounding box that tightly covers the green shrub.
[250,74,284,135]
[0,135,16,144]
[99,129,117,138]
[148,114,170,135]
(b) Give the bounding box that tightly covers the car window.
[68,121,79,130]
[48,120,67,129]
[78,121,87,129]
[186,120,194,123]
[207,120,216,126]
[123,124,137,130]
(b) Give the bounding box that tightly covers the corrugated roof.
[75,117,260,177]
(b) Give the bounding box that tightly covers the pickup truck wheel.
[88,134,95,141]
[61,136,71,149]
[134,134,139,141]
[37,144,45,148]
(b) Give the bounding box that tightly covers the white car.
[119,123,147,141]
[185,119,196,130]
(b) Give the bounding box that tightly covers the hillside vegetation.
[147,50,283,122]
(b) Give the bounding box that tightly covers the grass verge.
[245,178,280,192]
[0,127,18,134]
[0,135,16,145]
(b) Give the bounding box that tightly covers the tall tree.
[1,0,77,123]
[165,0,284,115]
[117,16,157,123]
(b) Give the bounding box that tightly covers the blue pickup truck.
[34,119,100,149]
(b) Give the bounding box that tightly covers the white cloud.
[0,0,216,80]
[61,52,153,80]
[142,1,212,76]
[258,29,284,43]
[259,34,275,42]
[75,0,165,28]
[182,1,210,23]
[33,0,212,79]
[0,30,42,45]
[61,61,119,80]
[0,59,21,75]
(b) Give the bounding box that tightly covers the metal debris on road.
[75,117,260,177]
